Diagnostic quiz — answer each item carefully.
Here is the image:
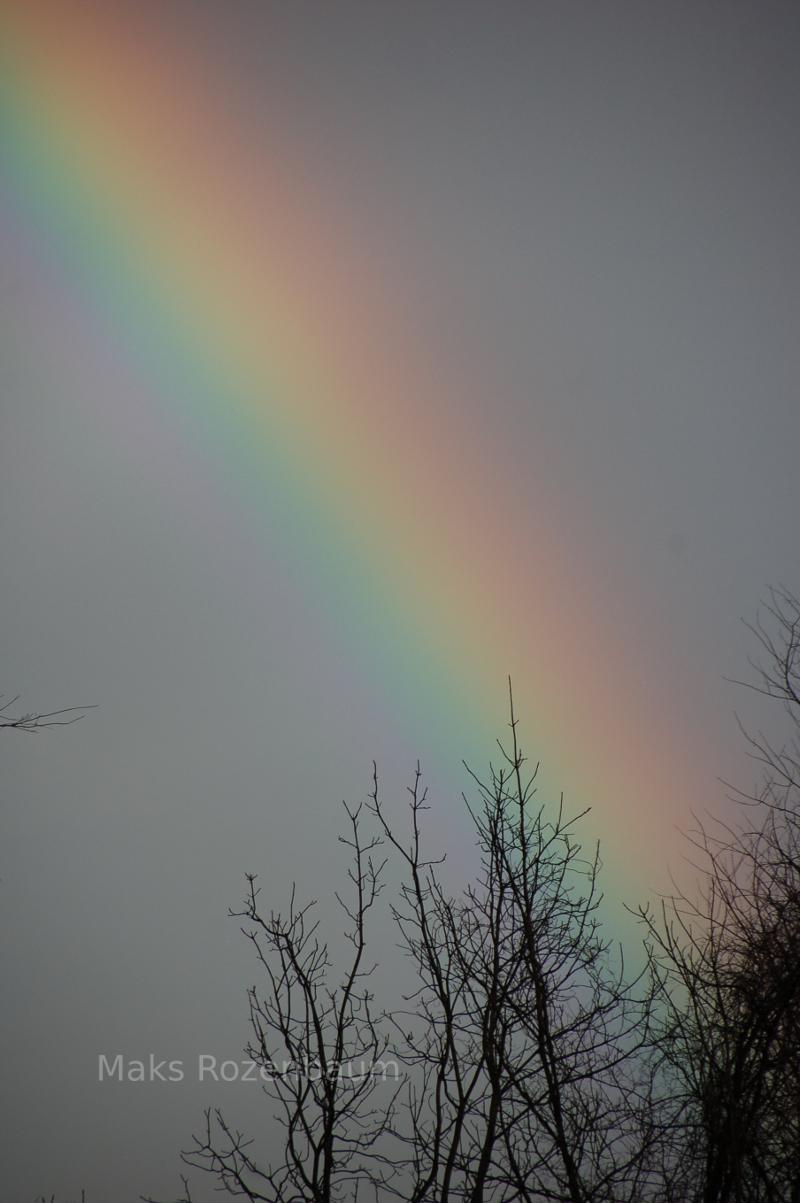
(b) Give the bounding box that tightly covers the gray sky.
[2,3,799,1199]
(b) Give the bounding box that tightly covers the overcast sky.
[2,3,799,1199]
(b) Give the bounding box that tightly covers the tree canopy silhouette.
[150,589,800,1203]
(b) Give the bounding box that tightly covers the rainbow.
[0,1,706,899]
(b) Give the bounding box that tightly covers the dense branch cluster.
[640,585,800,1203]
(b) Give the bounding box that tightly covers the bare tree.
[369,691,664,1203]
[153,689,665,1202]
[640,586,800,1203]
[147,804,399,1203]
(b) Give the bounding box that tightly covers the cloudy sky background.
[1,3,799,1199]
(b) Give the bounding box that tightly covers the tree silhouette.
[150,591,800,1203]
[150,690,664,1203]
[640,586,800,1203]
